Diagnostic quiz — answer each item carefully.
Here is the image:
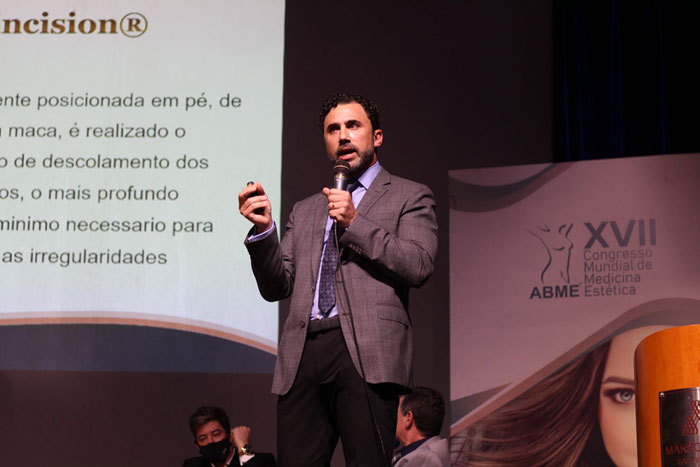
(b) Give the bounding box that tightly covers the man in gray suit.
[239,93,438,467]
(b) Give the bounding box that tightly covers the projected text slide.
[0,1,285,352]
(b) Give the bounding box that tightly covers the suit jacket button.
[299,321,305,329]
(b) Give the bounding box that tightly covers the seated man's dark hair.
[400,386,445,438]
[188,406,231,440]
[318,92,381,132]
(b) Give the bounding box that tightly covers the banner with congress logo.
[449,154,700,465]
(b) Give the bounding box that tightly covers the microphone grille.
[333,160,350,174]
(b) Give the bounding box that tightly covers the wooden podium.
[635,325,700,466]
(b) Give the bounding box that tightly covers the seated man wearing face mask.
[183,406,276,467]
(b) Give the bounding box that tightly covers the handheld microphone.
[333,161,351,191]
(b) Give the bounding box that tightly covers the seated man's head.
[396,386,445,446]
[189,406,233,464]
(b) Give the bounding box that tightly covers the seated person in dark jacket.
[182,406,276,467]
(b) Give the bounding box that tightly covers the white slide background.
[0,0,285,352]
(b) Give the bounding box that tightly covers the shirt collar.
[355,161,382,191]
[398,436,431,459]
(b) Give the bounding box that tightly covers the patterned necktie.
[318,181,359,317]
[318,223,339,317]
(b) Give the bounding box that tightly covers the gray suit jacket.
[246,167,438,395]
[394,437,450,467]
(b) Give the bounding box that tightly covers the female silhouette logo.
[528,223,574,283]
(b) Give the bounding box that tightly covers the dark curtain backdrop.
[554,0,700,161]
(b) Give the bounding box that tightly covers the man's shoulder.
[425,436,449,452]
[380,169,433,196]
[398,437,450,467]
[425,436,450,461]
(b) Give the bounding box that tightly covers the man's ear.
[373,129,383,148]
[404,410,414,430]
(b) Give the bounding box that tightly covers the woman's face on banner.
[598,326,669,467]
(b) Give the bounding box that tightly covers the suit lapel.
[337,167,391,260]
[356,166,391,215]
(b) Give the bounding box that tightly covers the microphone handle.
[334,174,349,191]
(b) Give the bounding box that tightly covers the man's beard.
[339,146,374,178]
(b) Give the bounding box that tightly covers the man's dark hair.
[188,406,231,440]
[400,386,445,438]
[318,92,381,132]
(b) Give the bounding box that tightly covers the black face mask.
[199,438,232,463]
